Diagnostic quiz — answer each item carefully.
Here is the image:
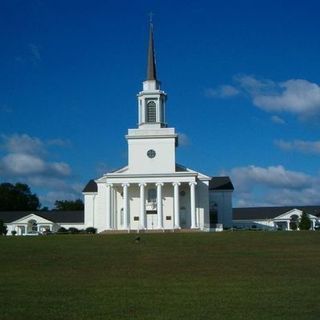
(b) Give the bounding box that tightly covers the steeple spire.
[138,19,166,128]
[147,21,157,81]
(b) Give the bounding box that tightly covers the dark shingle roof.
[82,179,97,193]
[0,211,28,223]
[234,206,320,220]
[209,177,234,191]
[40,211,84,223]
[0,211,84,224]
[175,164,188,172]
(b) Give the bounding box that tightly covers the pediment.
[10,213,54,224]
[274,208,318,220]
[274,209,302,220]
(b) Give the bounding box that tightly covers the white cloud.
[1,153,46,175]
[0,105,12,113]
[29,43,41,64]
[15,44,42,66]
[209,75,320,118]
[0,134,71,177]
[27,176,71,190]
[230,165,310,190]
[48,162,71,176]
[265,188,320,207]
[275,139,320,154]
[47,138,71,147]
[205,85,239,98]
[1,133,44,155]
[178,132,190,146]
[0,133,80,208]
[224,165,320,207]
[271,115,285,124]
[253,79,320,114]
[234,74,276,95]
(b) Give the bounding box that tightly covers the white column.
[156,183,164,229]
[189,182,197,229]
[122,183,130,230]
[287,221,290,231]
[106,184,113,230]
[173,182,181,229]
[139,183,146,229]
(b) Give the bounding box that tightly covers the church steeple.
[147,23,157,81]
[137,21,167,128]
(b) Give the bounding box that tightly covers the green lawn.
[1,232,320,320]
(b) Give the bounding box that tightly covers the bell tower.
[126,22,178,174]
[137,23,167,128]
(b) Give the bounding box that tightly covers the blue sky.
[1,0,320,207]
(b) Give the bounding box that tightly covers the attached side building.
[233,206,320,230]
[0,211,84,235]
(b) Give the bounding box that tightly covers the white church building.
[82,24,234,233]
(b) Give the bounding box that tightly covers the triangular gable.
[10,213,55,224]
[273,208,318,220]
[96,166,129,182]
[176,163,210,180]
[274,208,302,220]
[112,166,129,174]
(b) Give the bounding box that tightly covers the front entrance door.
[147,210,157,230]
[18,226,25,235]
[180,208,187,228]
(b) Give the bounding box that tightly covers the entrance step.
[99,228,202,234]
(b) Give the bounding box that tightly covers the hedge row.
[56,227,97,234]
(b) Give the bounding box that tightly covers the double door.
[146,210,157,229]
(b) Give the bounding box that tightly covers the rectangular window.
[147,101,157,122]
[148,188,157,203]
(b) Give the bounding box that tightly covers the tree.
[0,220,7,235]
[289,214,299,230]
[54,199,84,211]
[299,212,312,230]
[0,182,40,211]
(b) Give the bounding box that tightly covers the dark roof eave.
[209,176,234,191]
[82,179,97,193]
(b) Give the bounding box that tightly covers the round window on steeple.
[147,149,156,158]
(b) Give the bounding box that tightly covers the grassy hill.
[1,232,320,319]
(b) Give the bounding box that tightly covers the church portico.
[96,176,201,232]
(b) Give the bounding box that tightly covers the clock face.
[147,149,156,158]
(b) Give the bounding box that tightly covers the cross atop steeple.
[149,11,153,23]
[146,21,157,81]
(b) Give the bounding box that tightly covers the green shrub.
[69,227,79,234]
[57,227,68,233]
[0,220,7,235]
[11,230,17,236]
[86,227,97,234]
